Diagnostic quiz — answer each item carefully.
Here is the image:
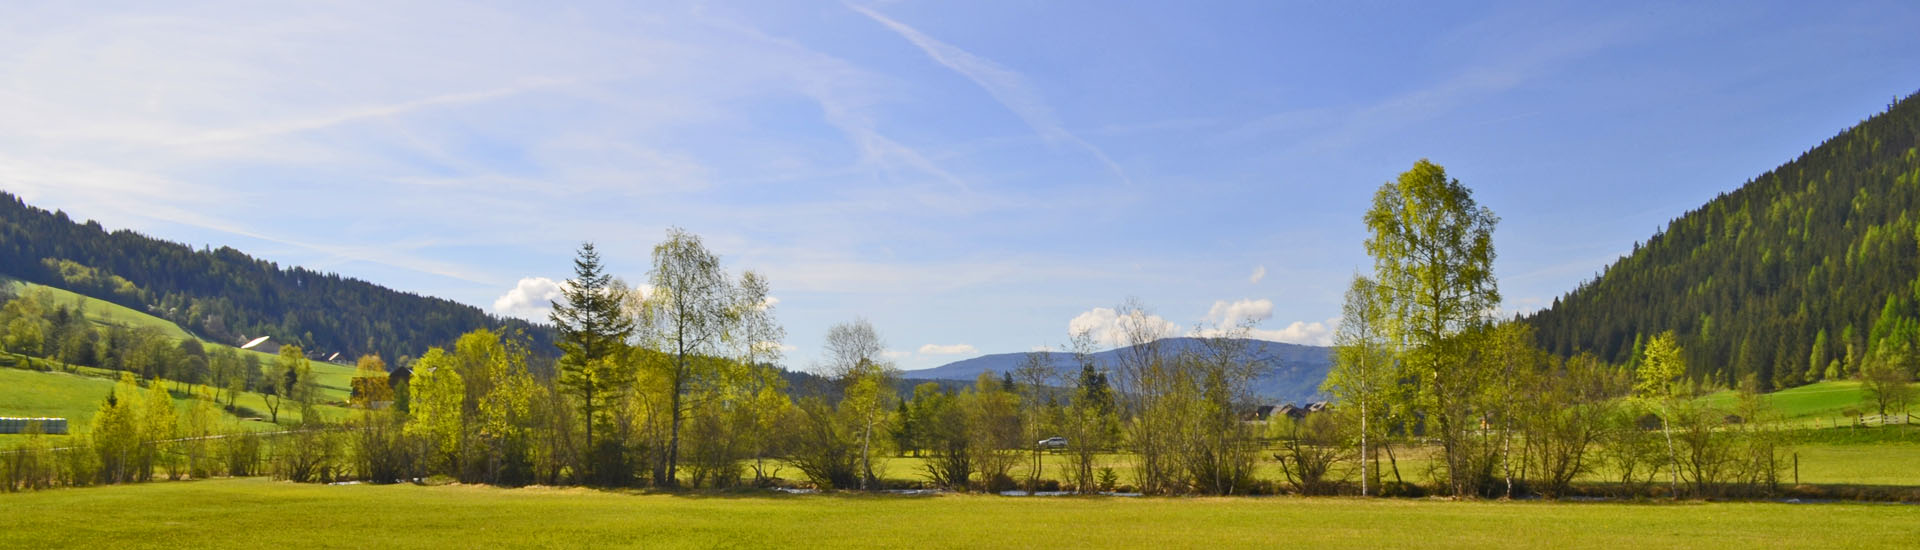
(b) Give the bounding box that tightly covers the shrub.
[271,425,340,483]
[222,433,261,477]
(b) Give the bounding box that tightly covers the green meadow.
[1,280,357,446]
[3,478,1915,549]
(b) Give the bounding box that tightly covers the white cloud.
[751,295,780,312]
[753,341,798,355]
[1207,298,1275,325]
[918,343,979,356]
[1068,307,1181,349]
[1244,318,1339,347]
[1249,265,1267,284]
[493,277,566,321]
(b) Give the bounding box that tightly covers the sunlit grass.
[3,478,1916,549]
[0,366,349,448]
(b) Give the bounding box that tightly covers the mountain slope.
[0,192,551,361]
[907,338,1334,405]
[1526,90,1920,390]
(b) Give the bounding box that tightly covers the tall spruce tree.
[550,243,634,464]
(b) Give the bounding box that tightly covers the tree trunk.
[666,360,684,488]
[1385,440,1403,485]
[1360,397,1370,497]
[860,416,874,490]
[1660,410,1680,499]
[1501,421,1514,499]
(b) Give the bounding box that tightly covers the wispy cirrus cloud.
[848,2,1132,186]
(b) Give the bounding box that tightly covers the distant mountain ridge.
[907,337,1333,405]
[0,191,551,362]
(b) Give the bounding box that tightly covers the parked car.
[1037,436,1068,450]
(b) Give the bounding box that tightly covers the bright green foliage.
[90,373,144,483]
[182,386,219,478]
[1057,343,1119,493]
[1321,275,1393,495]
[1807,329,1830,381]
[743,378,795,485]
[142,379,178,480]
[399,329,546,485]
[1635,331,1688,400]
[1860,347,1915,417]
[840,359,895,489]
[965,371,1022,491]
[1362,159,1500,497]
[632,227,773,487]
[264,344,313,425]
[822,318,898,490]
[406,348,464,472]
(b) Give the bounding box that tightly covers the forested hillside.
[0,192,550,362]
[1527,91,1920,390]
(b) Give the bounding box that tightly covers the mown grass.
[0,365,349,448]
[1,478,1915,549]
[4,279,194,341]
[1787,441,1920,486]
[1,280,362,448]
[1698,380,1913,428]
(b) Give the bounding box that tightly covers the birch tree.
[824,318,897,490]
[1322,275,1393,496]
[1363,159,1500,498]
[1635,330,1687,498]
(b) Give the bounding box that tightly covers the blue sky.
[3,1,1918,371]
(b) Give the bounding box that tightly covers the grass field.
[869,433,1920,490]
[2,478,1915,549]
[0,367,349,448]
[1697,380,1917,429]
[1,280,361,446]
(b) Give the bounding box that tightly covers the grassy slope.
[3,280,360,398]
[3,479,1916,549]
[0,368,347,448]
[2,281,356,447]
[1698,380,1894,426]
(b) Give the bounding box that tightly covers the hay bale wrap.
[0,417,68,435]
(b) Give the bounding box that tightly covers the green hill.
[2,278,357,448]
[3,278,358,397]
[0,191,551,362]
[1526,90,1920,390]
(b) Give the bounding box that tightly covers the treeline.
[0,191,550,362]
[1307,160,1816,500]
[1,229,1298,495]
[1526,90,1920,391]
[13,179,1900,499]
